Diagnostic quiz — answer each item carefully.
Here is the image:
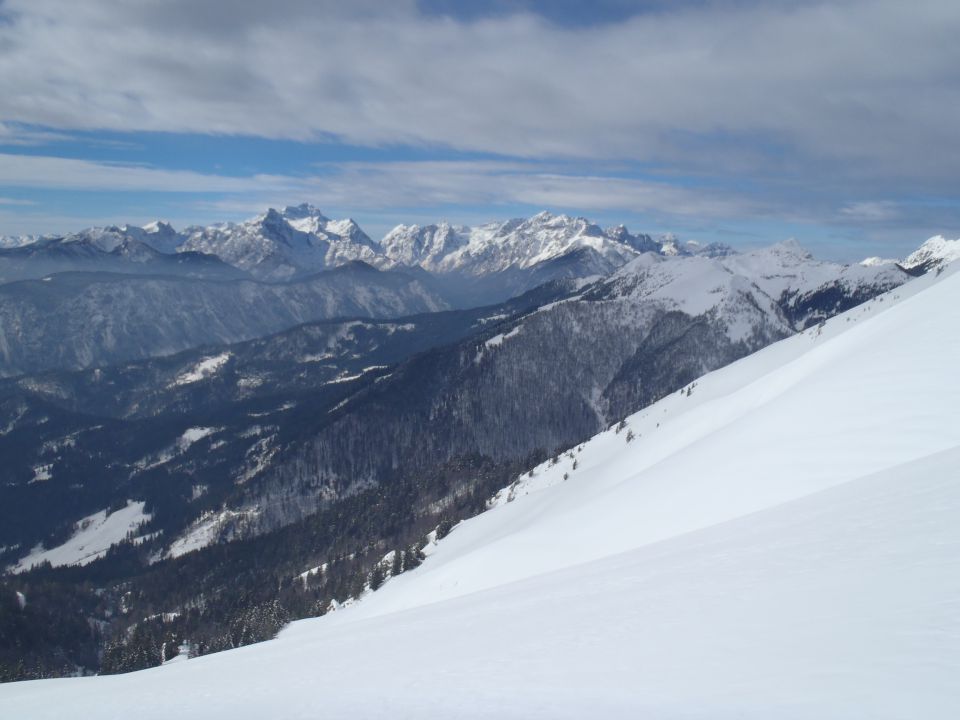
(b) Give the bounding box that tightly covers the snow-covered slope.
[9,501,151,573]
[588,240,909,338]
[3,258,957,717]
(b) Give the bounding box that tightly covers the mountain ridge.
[2,246,954,718]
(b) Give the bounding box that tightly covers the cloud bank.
[0,0,956,253]
[0,0,956,188]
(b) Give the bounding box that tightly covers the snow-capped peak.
[0,234,39,249]
[124,220,184,253]
[177,207,389,280]
[763,237,813,259]
[901,235,960,272]
[142,220,175,234]
[657,233,734,258]
[380,222,471,268]
[382,211,635,275]
[281,203,328,222]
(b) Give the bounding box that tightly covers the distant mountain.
[0,281,572,559]
[0,232,244,285]
[0,281,571,422]
[176,207,692,293]
[0,234,43,249]
[121,220,184,254]
[6,212,955,306]
[381,211,734,272]
[0,263,447,377]
[381,211,643,274]
[2,210,734,304]
[899,235,960,274]
[177,205,390,280]
[379,211,734,304]
[590,239,908,330]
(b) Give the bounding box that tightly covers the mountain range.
[5,208,957,290]
[1,205,726,287]
[1,235,956,719]
[0,207,956,695]
[0,207,949,379]
[0,232,910,552]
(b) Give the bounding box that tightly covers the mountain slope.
[0,282,573,561]
[1,263,954,717]
[0,263,446,377]
[97,240,903,551]
[0,235,243,284]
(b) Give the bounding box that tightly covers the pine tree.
[369,564,385,592]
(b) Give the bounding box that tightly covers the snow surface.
[170,353,231,387]
[601,242,908,342]
[166,508,257,559]
[134,427,221,472]
[8,501,150,573]
[2,269,959,718]
[483,325,520,349]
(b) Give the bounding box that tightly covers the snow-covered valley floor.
[2,268,958,718]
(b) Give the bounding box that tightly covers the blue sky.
[0,0,957,260]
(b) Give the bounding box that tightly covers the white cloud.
[0,153,764,221]
[295,160,768,220]
[0,122,75,147]
[0,153,298,194]
[839,201,900,223]
[0,0,956,192]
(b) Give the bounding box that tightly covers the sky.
[0,0,957,260]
